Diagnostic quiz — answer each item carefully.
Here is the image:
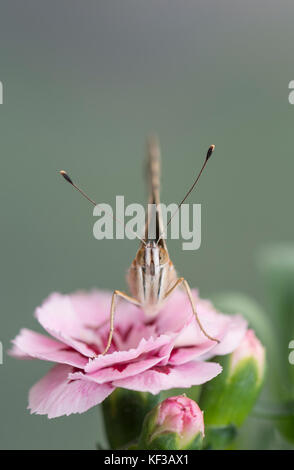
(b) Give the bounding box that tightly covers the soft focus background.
[0,0,294,449]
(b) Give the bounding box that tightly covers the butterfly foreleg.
[101,290,141,356]
[164,277,220,343]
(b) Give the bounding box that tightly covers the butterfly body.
[127,241,177,318]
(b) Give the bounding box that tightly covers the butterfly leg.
[101,290,141,356]
[164,277,220,343]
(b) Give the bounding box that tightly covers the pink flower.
[9,289,247,418]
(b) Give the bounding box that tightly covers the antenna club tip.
[59,170,73,184]
[206,144,215,160]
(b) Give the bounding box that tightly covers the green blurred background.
[0,0,293,449]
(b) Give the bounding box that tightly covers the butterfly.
[60,137,218,355]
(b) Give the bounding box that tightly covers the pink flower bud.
[230,329,265,382]
[151,396,204,448]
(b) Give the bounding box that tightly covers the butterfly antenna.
[156,145,215,245]
[59,170,146,245]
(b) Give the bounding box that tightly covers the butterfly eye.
[136,247,145,266]
[159,247,168,264]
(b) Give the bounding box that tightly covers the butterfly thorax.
[127,240,177,317]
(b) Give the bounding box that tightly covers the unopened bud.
[139,395,204,450]
[199,329,265,448]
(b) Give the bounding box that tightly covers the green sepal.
[199,354,264,428]
[102,388,161,449]
[204,424,237,450]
